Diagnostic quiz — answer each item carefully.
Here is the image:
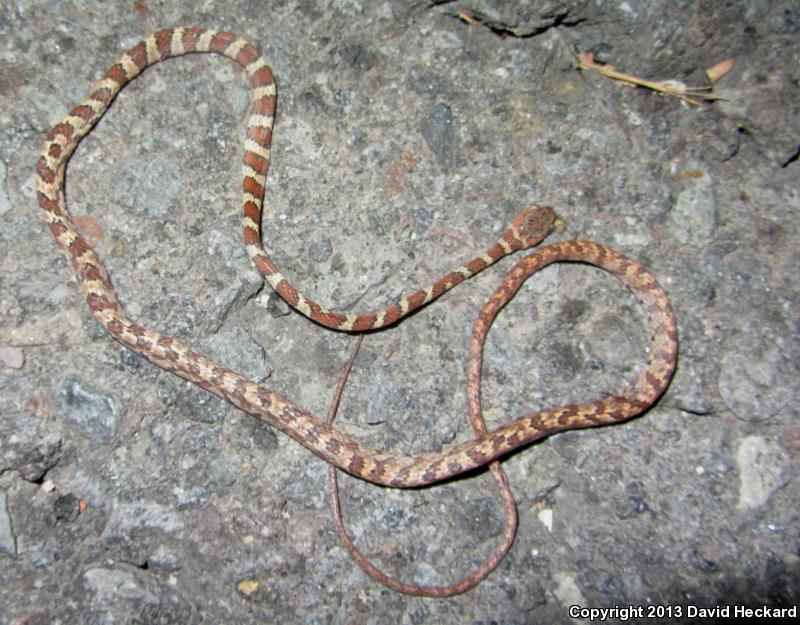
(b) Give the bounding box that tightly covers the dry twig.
[576,51,733,105]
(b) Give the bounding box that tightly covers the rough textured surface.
[1,0,798,623]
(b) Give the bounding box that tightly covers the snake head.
[509,204,557,249]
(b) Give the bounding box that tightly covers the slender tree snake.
[35,27,678,596]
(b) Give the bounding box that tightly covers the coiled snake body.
[35,27,678,594]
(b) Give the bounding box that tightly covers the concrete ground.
[1,1,798,623]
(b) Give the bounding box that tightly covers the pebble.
[552,573,588,622]
[718,320,792,421]
[0,160,12,216]
[736,435,789,510]
[0,344,24,369]
[83,567,158,605]
[56,377,121,441]
[0,490,16,558]
[668,167,717,244]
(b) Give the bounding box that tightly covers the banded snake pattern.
[35,27,678,596]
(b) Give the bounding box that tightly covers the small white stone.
[552,573,588,623]
[0,344,24,369]
[736,435,788,510]
[537,507,554,532]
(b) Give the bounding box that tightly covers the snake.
[35,27,678,593]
